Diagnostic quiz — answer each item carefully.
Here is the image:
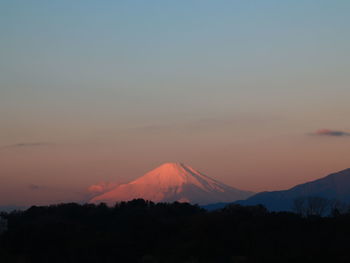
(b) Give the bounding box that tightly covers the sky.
[0,0,350,206]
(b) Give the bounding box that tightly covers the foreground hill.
[2,200,350,262]
[236,168,350,211]
[91,162,253,205]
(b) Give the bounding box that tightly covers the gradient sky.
[1,0,350,206]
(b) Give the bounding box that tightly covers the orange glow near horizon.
[1,1,350,206]
[0,132,349,206]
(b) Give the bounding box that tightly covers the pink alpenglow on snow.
[90,162,253,205]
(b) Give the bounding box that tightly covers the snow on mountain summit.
[90,162,253,205]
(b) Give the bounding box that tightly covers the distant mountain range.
[91,165,350,211]
[0,205,25,213]
[90,162,253,205]
[204,168,350,211]
[2,166,350,213]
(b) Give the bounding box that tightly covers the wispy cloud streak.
[0,142,53,149]
[311,129,350,137]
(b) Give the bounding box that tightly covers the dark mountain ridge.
[238,168,350,211]
[204,168,350,211]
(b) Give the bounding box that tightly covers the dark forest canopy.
[1,199,350,263]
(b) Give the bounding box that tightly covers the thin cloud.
[311,129,350,137]
[28,184,44,190]
[130,118,236,133]
[27,184,87,196]
[0,142,53,149]
[129,115,278,134]
[87,182,120,194]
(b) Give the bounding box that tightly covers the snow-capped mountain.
[90,162,253,205]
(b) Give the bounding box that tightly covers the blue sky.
[0,0,350,205]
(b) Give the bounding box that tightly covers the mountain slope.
[236,168,350,211]
[90,162,253,205]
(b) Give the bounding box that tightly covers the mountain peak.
[90,163,253,205]
[156,162,187,170]
[160,162,184,166]
[150,162,196,177]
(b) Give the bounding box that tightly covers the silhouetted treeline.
[1,199,350,263]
